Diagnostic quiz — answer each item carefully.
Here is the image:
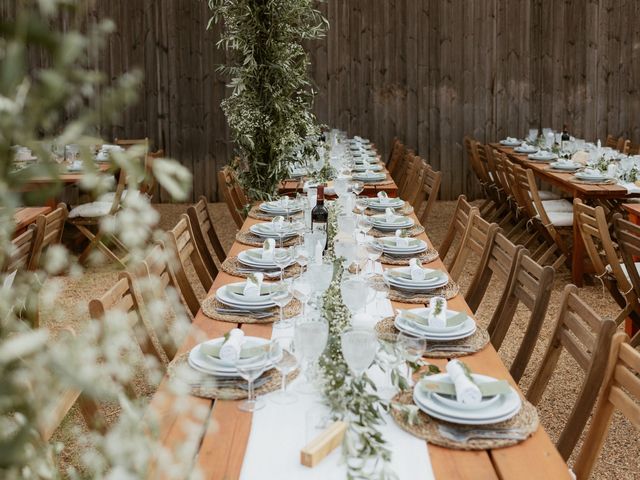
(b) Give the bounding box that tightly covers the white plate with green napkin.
[352,164,383,172]
[216,283,276,309]
[528,150,558,161]
[394,313,476,340]
[189,337,278,376]
[371,214,414,230]
[413,373,521,424]
[396,307,468,334]
[352,172,387,182]
[366,198,404,210]
[260,201,304,215]
[249,223,300,239]
[376,237,427,254]
[383,268,449,288]
[237,248,292,268]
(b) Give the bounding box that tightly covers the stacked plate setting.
[188,337,280,378]
[237,247,294,270]
[514,144,538,154]
[549,160,581,171]
[259,199,304,216]
[216,281,277,311]
[413,373,522,425]
[573,170,610,182]
[376,237,427,257]
[366,197,405,211]
[352,163,383,172]
[499,138,522,147]
[249,222,301,239]
[352,171,387,183]
[382,267,448,292]
[528,150,558,162]
[370,214,414,231]
[393,306,476,341]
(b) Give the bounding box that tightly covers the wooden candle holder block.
[300,420,348,468]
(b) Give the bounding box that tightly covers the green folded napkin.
[226,284,274,296]
[386,269,442,281]
[421,379,511,397]
[400,310,467,328]
[200,342,270,359]
[245,250,270,261]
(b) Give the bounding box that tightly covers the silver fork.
[236,268,281,278]
[215,308,272,318]
[425,344,475,353]
[438,424,528,442]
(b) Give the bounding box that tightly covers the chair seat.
[538,190,562,200]
[536,211,574,227]
[542,199,574,213]
[68,202,112,219]
[97,189,148,203]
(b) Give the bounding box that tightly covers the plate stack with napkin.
[573,168,610,182]
[413,360,521,425]
[249,216,302,240]
[237,240,294,273]
[383,259,449,292]
[393,298,476,341]
[366,192,405,211]
[188,329,280,379]
[514,143,538,154]
[371,209,414,231]
[352,170,387,183]
[499,137,522,147]
[259,197,304,216]
[549,159,581,171]
[528,150,558,162]
[216,276,277,312]
[377,230,428,257]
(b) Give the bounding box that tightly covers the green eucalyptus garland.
[208,0,328,200]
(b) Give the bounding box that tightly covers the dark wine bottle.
[561,124,570,150]
[311,185,328,243]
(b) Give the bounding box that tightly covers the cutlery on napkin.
[226,281,273,297]
[421,375,511,398]
[387,267,442,281]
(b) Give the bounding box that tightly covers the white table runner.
[239,284,434,480]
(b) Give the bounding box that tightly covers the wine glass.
[270,336,299,404]
[271,280,293,327]
[364,241,384,275]
[307,261,334,302]
[340,276,368,315]
[397,332,426,387]
[357,215,373,238]
[341,328,378,378]
[351,180,364,196]
[294,244,308,275]
[355,244,369,275]
[237,352,270,412]
[294,313,329,393]
[291,273,312,316]
[354,196,369,215]
[376,335,403,397]
[274,247,292,281]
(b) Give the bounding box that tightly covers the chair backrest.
[3,224,39,272]
[29,203,68,270]
[464,136,491,187]
[402,158,427,208]
[218,167,245,229]
[575,200,634,324]
[387,138,406,179]
[187,196,227,271]
[478,144,500,190]
[415,166,442,226]
[89,271,169,367]
[396,150,419,197]
[526,284,617,460]
[573,332,640,479]
[449,211,499,281]
[492,150,516,199]
[487,250,555,382]
[465,231,524,313]
[624,140,640,155]
[604,134,624,151]
[612,214,640,344]
[438,195,479,265]
[165,214,213,317]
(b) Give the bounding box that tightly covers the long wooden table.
[149,210,569,479]
[13,206,52,237]
[491,143,639,286]
[280,176,399,198]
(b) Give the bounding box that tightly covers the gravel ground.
[45,201,638,478]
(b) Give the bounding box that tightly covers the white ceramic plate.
[514,145,538,154]
[528,151,558,161]
[394,315,476,340]
[383,268,449,287]
[396,307,468,334]
[249,223,299,239]
[500,139,522,147]
[216,286,276,309]
[574,171,609,181]
[549,161,581,171]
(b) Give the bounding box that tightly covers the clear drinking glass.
[365,241,384,275]
[340,276,368,315]
[307,262,333,299]
[341,328,378,378]
[270,336,299,404]
[237,352,270,412]
[351,180,364,196]
[357,215,373,237]
[294,313,329,394]
[294,244,308,275]
[291,273,312,316]
[271,281,293,327]
[274,248,292,281]
[376,335,403,397]
[397,332,426,387]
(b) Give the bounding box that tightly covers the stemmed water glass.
[357,215,373,239]
[271,280,293,327]
[340,275,368,316]
[354,196,369,216]
[397,332,426,387]
[270,336,299,404]
[237,352,270,412]
[364,241,384,275]
[274,247,292,281]
[376,335,403,397]
[291,273,312,317]
[294,312,329,394]
[294,244,308,275]
[341,328,378,378]
[351,180,364,196]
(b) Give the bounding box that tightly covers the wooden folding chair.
[575,200,640,336]
[414,166,441,226]
[396,151,419,198]
[448,210,499,282]
[187,196,227,273]
[605,134,625,151]
[465,231,524,313]
[218,167,246,229]
[487,250,555,383]
[611,214,640,346]
[402,159,427,208]
[164,214,213,317]
[623,140,640,155]
[438,195,480,268]
[29,203,68,270]
[67,169,129,267]
[3,223,39,272]
[573,332,640,479]
[526,284,617,460]
[386,138,406,181]
[463,136,495,218]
